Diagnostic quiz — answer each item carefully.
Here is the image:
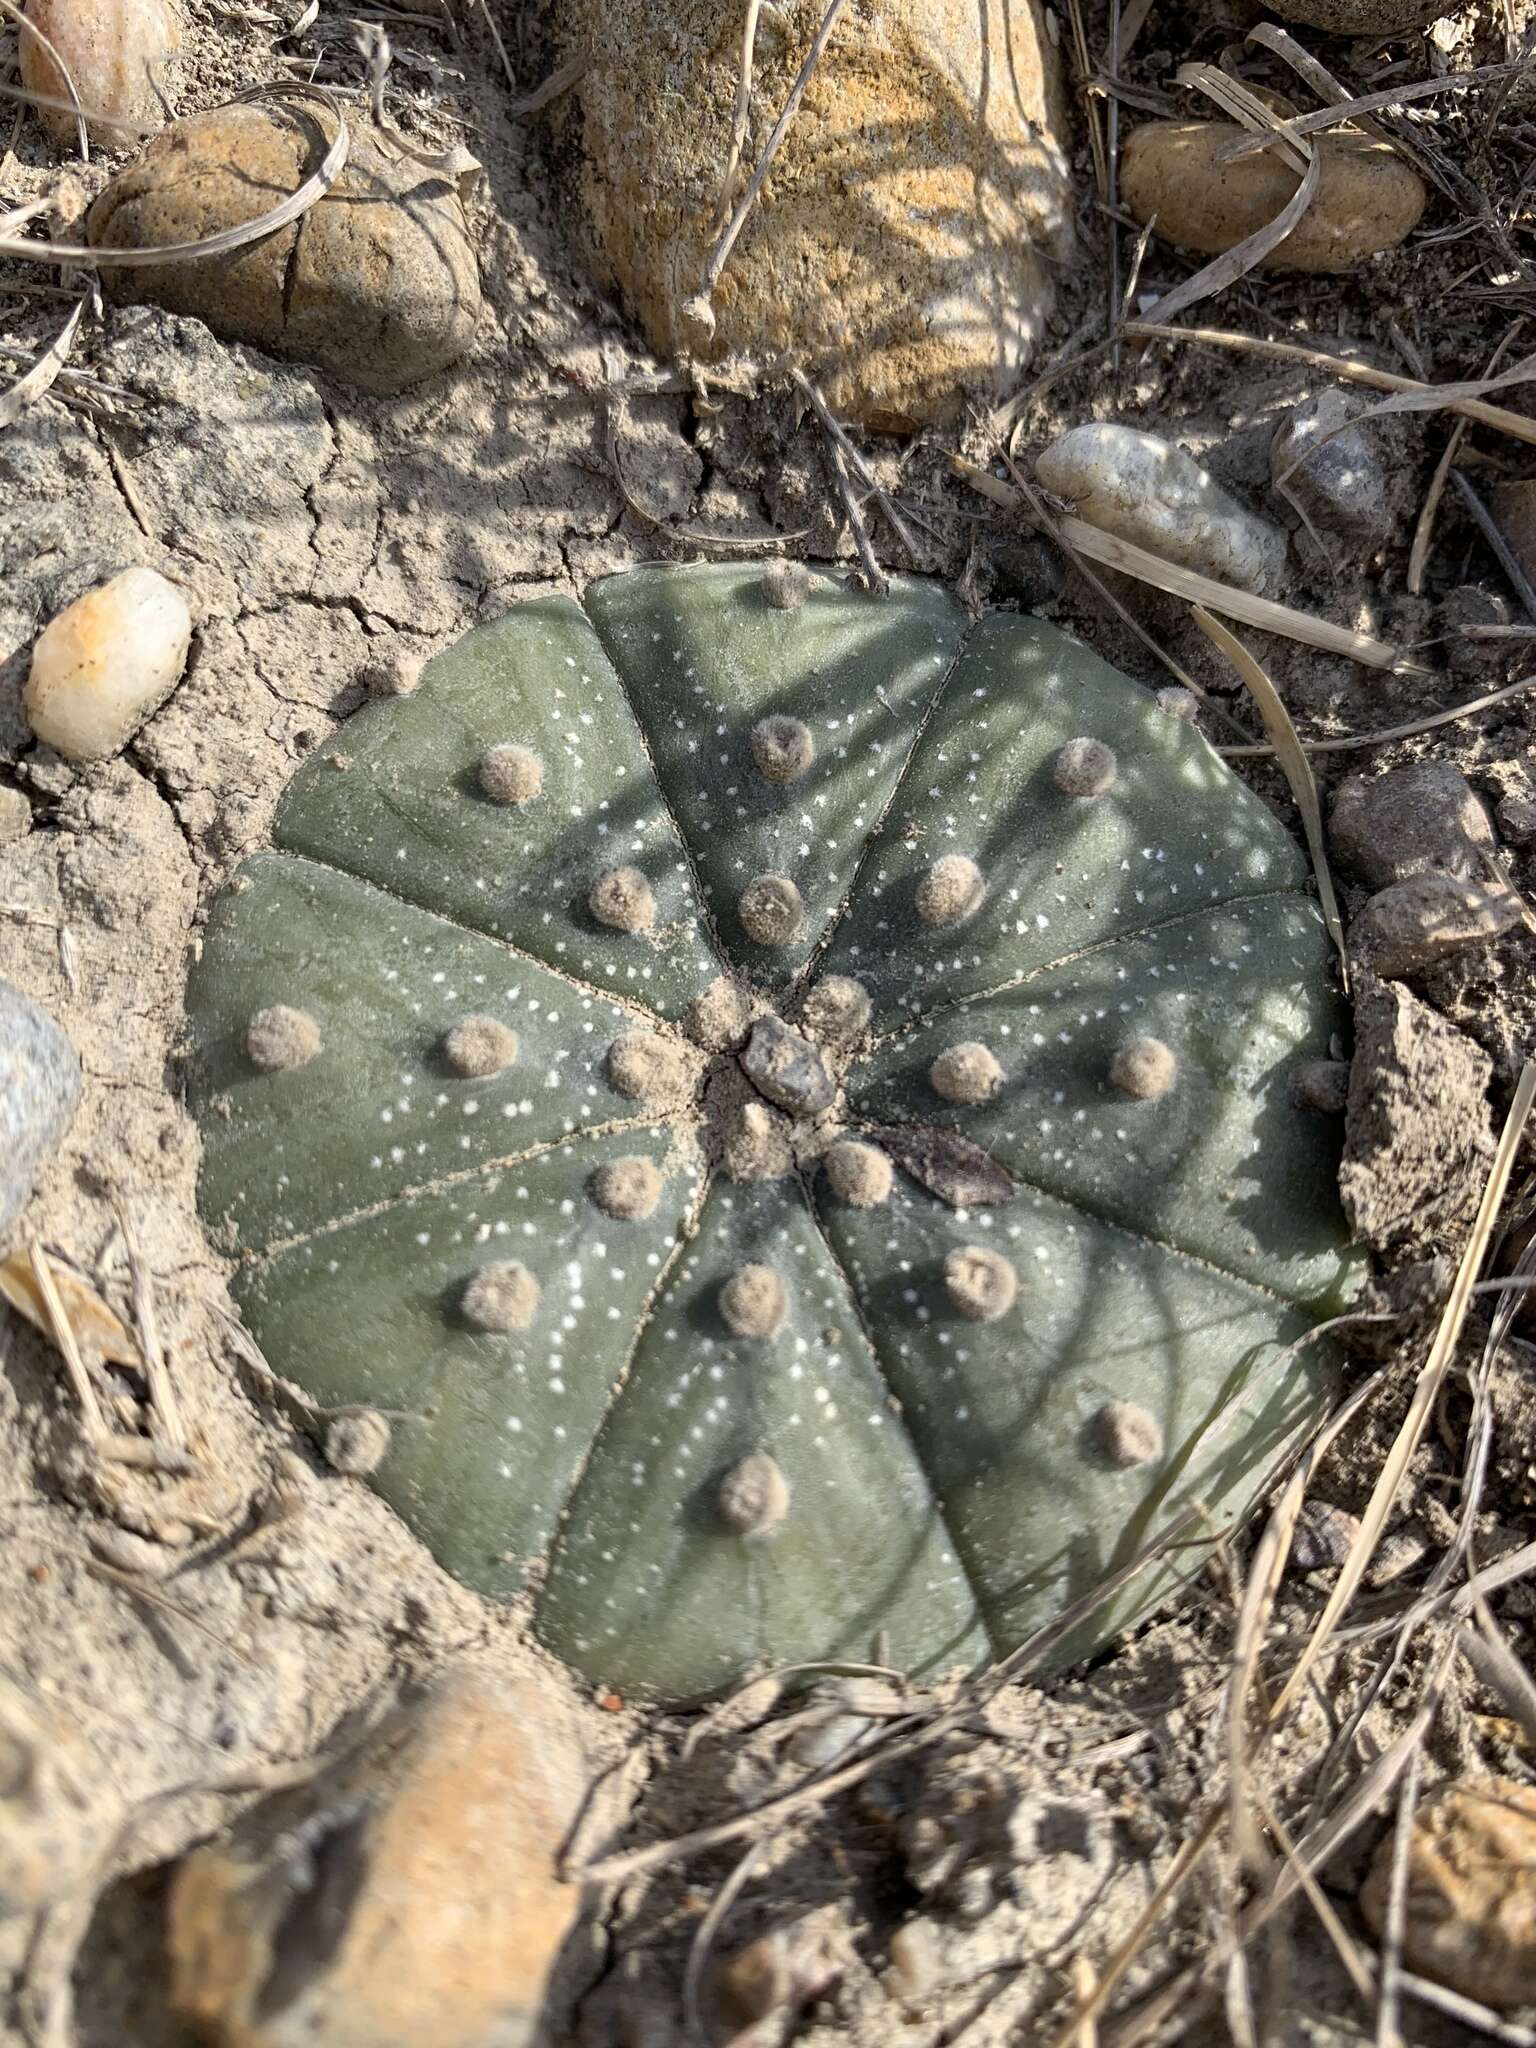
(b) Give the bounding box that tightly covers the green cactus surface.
[185,564,1356,1702]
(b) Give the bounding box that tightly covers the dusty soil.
[2,0,1536,2042]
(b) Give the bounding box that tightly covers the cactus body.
[186,566,1355,1701]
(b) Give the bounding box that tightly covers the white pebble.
[23,567,192,762]
[1036,423,1287,596]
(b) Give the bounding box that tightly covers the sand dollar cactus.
[185,564,1355,1702]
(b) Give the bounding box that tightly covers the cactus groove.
[185,564,1355,1702]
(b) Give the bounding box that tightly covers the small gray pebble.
[1497,796,1536,846]
[0,981,81,1237]
[740,1016,836,1116]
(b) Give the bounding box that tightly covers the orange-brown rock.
[167,1664,592,2047]
[565,0,1071,428]
[87,101,479,391]
[1122,123,1426,274]
[21,0,181,147]
[1360,1778,1536,2010]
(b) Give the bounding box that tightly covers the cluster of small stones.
[237,702,1186,1541]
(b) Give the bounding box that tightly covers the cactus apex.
[1109,1035,1178,1100]
[244,1004,321,1072]
[1053,736,1118,797]
[739,874,803,947]
[589,1156,665,1221]
[476,742,543,805]
[589,865,656,933]
[915,853,985,928]
[1096,1399,1164,1468]
[929,1041,1003,1105]
[718,1451,790,1536]
[718,1263,788,1340]
[461,1260,541,1333]
[442,1015,519,1079]
[751,715,816,785]
[823,1138,893,1208]
[943,1245,1018,1322]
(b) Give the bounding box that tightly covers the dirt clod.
[1360,1778,1536,2011]
[762,560,812,610]
[718,1264,787,1341]
[478,744,544,806]
[943,1245,1018,1322]
[443,1015,519,1079]
[461,1260,540,1333]
[589,865,656,933]
[1291,1057,1351,1115]
[1330,761,1499,890]
[245,1004,321,1072]
[1350,875,1523,978]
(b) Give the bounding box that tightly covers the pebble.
[1291,1058,1351,1115]
[1035,422,1287,594]
[1270,390,1392,554]
[740,1017,835,1116]
[0,982,81,1239]
[1350,875,1523,978]
[1330,762,1498,890]
[570,0,1071,427]
[1121,123,1426,274]
[1290,1499,1360,1572]
[167,1665,591,2048]
[23,566,191,762]
[88,102,480,392]
[21,0,181,147]
[1497,795,1536,845]
[0,787,31,842]
[323,1410,391,1476]
[1360,1778,1536,2010]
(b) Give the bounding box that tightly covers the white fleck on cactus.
[185,564,1356,1701]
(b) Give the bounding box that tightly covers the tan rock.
[1350,874,1524,979]
[1121,123,1426,274]
[21,0,181,148]
[24,565,192,762]
[167,1664,592,2048]
[87,102,480,392]
[565,0,1071,428]
[1361,1778,1536,2010]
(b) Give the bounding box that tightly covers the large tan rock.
[87,102,480,392]
[167,1664,592,2048]
[1122,123,1425,274]
[21,0,181,148]
[1361,1778,1536,2010]
[567,0,1071,429]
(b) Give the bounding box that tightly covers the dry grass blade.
[1217,671,1536,758]
[1126,323,1536,451]
[0,0,87,159]
[1219,55,1531,159]
[0,290,85,431]
[1056,512,1412,670]
[1243,22,1389,146]
[1272,1059,1536,1722]
[714,0,764,232]
[1375,1746,1423,2047]
[1459,1607,1536,1749]
[0,92,349,264]
[0,1247,141,1367]
[1193,607,1347,985]
[682,1837,769,2045]
[505,50,588,115]
[1178,63,1311,175]
[693,0,848,314]
[116,1202,185,1450]
[1400,1973,1536,2046]
[23,1241,109,1438]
